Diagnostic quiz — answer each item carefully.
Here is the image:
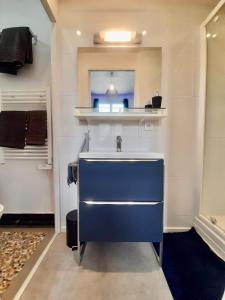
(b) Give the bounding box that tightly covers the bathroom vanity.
[78,152,164,264]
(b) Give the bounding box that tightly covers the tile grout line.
[13,233,57,300]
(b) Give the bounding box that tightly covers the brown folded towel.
[0,27,33,75]
[0,62,17,75]
[0,111,27,149]
[26,111,47,146]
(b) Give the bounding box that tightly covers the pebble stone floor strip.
[0,232,46,297]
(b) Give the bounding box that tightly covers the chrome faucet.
[116,136,122,152]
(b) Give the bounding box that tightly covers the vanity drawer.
[79,201,163,242]
[79,159,164,202]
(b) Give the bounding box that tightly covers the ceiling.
[59,0,219,12]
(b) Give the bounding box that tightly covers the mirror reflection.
[90,70,135,112]
[77,47,162,108]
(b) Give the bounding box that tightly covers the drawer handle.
[84,159,160,162]
[83,201,161,205]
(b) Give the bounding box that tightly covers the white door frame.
[40,0,57,22]
[40,0,61,232]
[51,23,61,233]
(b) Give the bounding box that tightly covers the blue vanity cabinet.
[79,201,163,242]
[79,159,164,243]
[79,159,164,202]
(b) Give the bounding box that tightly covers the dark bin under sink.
[66,209,78,250]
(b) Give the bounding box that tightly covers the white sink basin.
[79,152,164,160]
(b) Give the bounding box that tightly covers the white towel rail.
[0,88,52,169]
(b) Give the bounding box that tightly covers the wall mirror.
[90,70,135,112]
[77,47,162,108]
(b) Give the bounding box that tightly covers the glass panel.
[98,104,111,113]
[112,104,124,112]
[202,4,225,232]
[90,71,135,109]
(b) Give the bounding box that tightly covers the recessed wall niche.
[77,47,162,108]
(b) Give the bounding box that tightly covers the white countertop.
[79,152,164,160]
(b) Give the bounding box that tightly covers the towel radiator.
[0,88,52,169]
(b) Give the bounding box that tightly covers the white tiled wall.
[53,0,216,230]
[88,121,164,153]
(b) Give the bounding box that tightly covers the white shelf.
[74,108,167,121]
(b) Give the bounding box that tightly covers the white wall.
[53,0,217,230]
[0,0,54,213]
[0,0,52,89]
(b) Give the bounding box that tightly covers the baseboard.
[164,226,191,233]
[194,216,225,261]
[0,213,54,227]
[61,225,66,232]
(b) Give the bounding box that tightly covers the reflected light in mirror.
[214,15,219,22]
[99,104,110,112]
[98,103,124,113]
[112,104,124,112]
[108,83,117,93]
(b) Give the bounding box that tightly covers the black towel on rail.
[0,63,17,75]
[0,111,27,149]
[0,27,33,75]
[26,111,47,146]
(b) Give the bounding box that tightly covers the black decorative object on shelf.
[145,104,153,110]
[123,98,129,109]
[93,98,99,109]
[152,92,162,108]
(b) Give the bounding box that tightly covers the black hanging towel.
[26,111,47,146]
[0,27,33,75]
[0,111,27,149]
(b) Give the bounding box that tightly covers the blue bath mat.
[155,228,225,300]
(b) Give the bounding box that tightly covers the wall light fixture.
[94,30,142,45]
